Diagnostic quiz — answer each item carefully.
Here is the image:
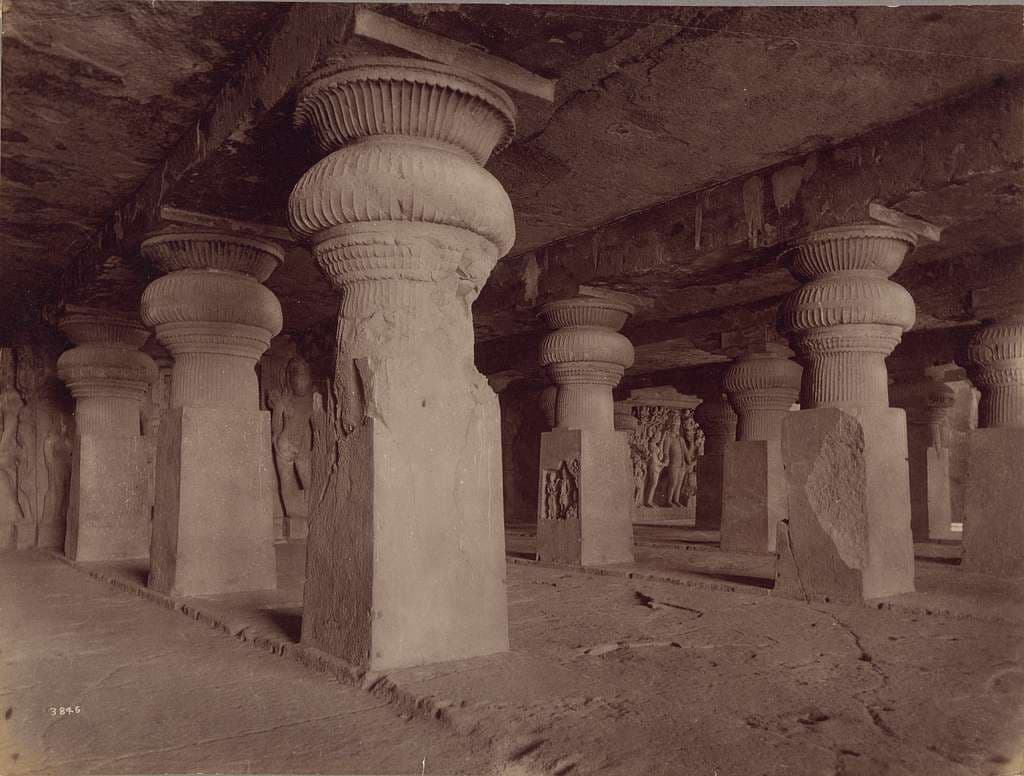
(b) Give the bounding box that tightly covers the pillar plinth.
[890,374,956,541]
[776,225,917,601]
[57,308,156,561]
[537,295,636,566]
[140,232,283,597]
[287,58,515,670]
[962,292,1024,577]
[694,395,737,530]
[721,347,801,553]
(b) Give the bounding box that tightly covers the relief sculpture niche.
[624,388,704,521]
[542,458,580,521]
[266,354,314,539]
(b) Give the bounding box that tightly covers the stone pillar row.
[535,294,636,566]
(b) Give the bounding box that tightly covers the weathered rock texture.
[0,343,75,550]
[140,232,282,596]
[287,58,515,670]
[962,287,1024,576]
[720,346,801,553]
[57,307,156,561]
[889,371,956,541]
[777,225,917,600]
[693,394,737,530]
[536,294,636,565]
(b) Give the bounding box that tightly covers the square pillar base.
[962,428,1024,577]
[149,407,277,597]
[721,440,786,554]
[302,383,509,672]
[65,434,150,561]
[537,428,634,566]
[695,453,725,530]
[775,407,915,602]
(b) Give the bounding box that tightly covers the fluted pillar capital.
[723,346,802,441]
[967,286,1024,428]
[56,307,157,435]
[287,57,516,323]
[694,394,738,454]
[538,296,636,431]
[781,224,917,409]
[140,232,284,410]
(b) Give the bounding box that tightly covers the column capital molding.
[140,231,284,282]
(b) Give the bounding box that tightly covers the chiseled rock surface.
[9,544,1023,776]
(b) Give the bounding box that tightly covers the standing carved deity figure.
[0,351,25,527]
[543,471,559,520]
[269,357,314,520]
[680,415,704,506]
[42,413,72,524]
[663,411,688,507]
[642,431,668,507]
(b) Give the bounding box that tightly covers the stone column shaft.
[140,232,283,597]
[537,295,636,566]
[720,348,801,553]
[962,293,1024,576]
[776,224,918,601]
[57,307,156,561]
[287,57,516,670]
[694,395,737,530]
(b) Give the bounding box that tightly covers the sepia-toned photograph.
[1,1,1022,774]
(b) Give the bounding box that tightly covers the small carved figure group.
[542,458,579,521]
[630,408,704,508]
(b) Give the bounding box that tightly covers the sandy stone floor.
[2,541,1023,776]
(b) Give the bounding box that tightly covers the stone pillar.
[889,372,956,541]
[287,58,515,670]
[56,307,157,561]
[720,346,801,553]
[693,394,737,530]
[536,294,636,565]
[962,287,1024,576]
[776,224,917,601]
[140,232,283,596]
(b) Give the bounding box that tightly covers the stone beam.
[53,4,358,310]
[477,77,1024,328]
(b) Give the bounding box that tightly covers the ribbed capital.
[723,350,802,441]
[782,224,917,409]
[539,296,636,431]
[968,317,1024,428]
[140,233,285,410]
[694,394,738,453]
[56,308,156,435]
[288,57,517,315]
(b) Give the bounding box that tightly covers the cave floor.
[2,535,1023,776]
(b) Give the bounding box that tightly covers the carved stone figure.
[541,458,579,521]
[0,349,25,541]
[269,357,314,526]
[642,428,668,507]
[42,413,71,526]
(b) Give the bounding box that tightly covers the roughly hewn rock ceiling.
[2,2,1022,379]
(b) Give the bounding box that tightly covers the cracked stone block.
[774,407,915,602]
[720,440,786,554]
[148,406,277,597]
[961,428,1024,577]
[537,428,634,567]
[65,434,150,561]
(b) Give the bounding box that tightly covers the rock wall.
[0,343,74,549]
